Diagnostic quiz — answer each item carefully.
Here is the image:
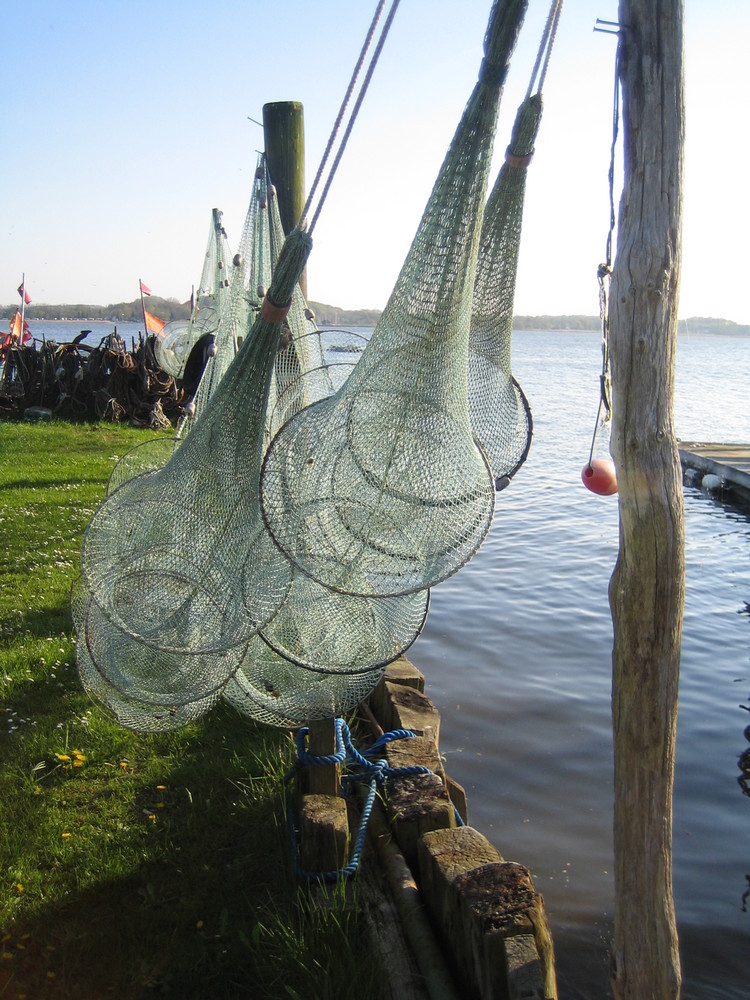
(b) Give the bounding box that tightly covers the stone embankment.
[296,656,557,1000]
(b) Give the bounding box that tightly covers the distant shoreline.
[3,301,749,337]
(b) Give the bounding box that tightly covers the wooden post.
[262,101,307,299]
[608,2,684,997]
[306,717,341,797]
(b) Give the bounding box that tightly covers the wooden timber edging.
[297,656,558,1000]
[679,441,750,508]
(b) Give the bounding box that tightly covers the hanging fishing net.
[81,227,312,666]
[155,209,232,378]
[468,94,540,489]
[73,0,547,733]
[223,637,387,729]
[71,577,222,732]
[259,1,527,599]
[107,435,179,496]
[467,0,563,487]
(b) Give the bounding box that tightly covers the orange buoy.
[582,458,618,495]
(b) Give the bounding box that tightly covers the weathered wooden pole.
[608,1,685,998]
[262,101,342,875]
[263,101,307,299]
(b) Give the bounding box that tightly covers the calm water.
[28,321,750,997]
[409,330,750,999]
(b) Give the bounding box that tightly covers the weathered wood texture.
[609,1,685,997]
[298,794,349,875]
[385,771,456,870]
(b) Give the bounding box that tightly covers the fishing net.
[72,577,222,732]
[259,1,527,599]
[107,436,179,496]
[223,637,387,729]
[155,209,232,378]
[468,93,540,489]
[74,0,545,733]
[80,227,312,666]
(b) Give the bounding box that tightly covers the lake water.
[408,329,750,999]
[26,320,750,998]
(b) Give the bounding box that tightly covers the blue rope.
[286,718,434,883]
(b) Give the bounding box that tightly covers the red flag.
[139,279,151,296]
[17,283,31,305]
[144,309,165,337]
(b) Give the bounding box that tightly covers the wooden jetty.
[678,442,750,506]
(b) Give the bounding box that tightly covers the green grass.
[0,419,382,1000]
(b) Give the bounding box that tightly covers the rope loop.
[285,717,434,882]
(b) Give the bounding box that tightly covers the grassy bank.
[0,420,380,999]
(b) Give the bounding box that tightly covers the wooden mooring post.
[263,100,307,300]
[263,101,344,873]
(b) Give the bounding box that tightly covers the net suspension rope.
[587,24,621,469]
[301,0,401,237]
[525,0,564,99]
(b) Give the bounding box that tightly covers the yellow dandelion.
[157,803,165,809]
[156,784,166,790]
[147,813,156,823]
[16,941,25,950]
[196,920,204,929]
[46,970,56,979]
[61,832,71,839]
[56,753,71,762]
[1,951,13,961]
[119,760,128,770]
[15,883,23,893]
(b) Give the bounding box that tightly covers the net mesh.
[468,93,540,488]
[259,3,526,598]
[223,637,387,729]
[80,228,312,667]
[155,209,232,379]
[74,0,536,732]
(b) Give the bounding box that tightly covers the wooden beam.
[609,2,685,997]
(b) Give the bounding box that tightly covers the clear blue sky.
[2,1,748,324]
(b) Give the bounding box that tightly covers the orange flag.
[144,309,165,337]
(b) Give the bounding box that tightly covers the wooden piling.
[262,100,307,299]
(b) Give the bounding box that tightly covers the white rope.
[526,0,564,99]
[301,0,402,236]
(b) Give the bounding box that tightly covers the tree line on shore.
[1,298,747,336]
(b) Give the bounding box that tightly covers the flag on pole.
[139,279,152,296]
[17,282,31,305]
[144,309,165,337]
[8,311,32,345]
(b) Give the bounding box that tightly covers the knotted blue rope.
[285,717,436,882]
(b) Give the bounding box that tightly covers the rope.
[301,0,402,236]
[526,0,564,99]
[301,1,387,225]
[587,29,621,469]
[284,717,434,883]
